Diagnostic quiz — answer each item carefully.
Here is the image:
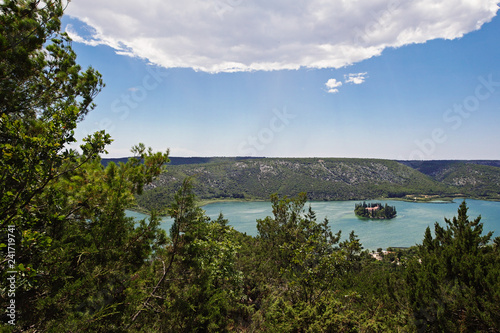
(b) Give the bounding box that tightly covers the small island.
[355,202,397,219]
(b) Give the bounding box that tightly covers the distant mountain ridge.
[397,160,500,177]
[103,156,500,169]
[100,157,500,212]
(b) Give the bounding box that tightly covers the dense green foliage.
[124,179,243,332]
[355,202,397,219]
[1,3,500,332]
[0,1,170,330]
[406,201,500,332]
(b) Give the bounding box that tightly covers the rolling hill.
[128,158,489,212]
[100,157,500,212]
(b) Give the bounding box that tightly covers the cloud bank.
[65,0,499,73]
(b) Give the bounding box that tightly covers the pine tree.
[126,179,242,332]
[0,2,169,330]
[406,201,500,331]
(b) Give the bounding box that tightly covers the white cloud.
[325,78,342,93]
[65,0,499,73]
[345,72,368,85]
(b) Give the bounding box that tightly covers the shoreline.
[126,199,500,252]
[129,195,498,216]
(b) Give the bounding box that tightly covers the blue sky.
[63,0,500,159]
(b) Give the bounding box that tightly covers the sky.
[62,0,500,160]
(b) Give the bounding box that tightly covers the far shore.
[129,194,500,217]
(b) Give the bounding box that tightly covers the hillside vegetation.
[421,163,500,197]
[134,158,500,212]
[134,158,461,212]
[400,160,500,199]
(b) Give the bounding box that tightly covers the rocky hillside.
[432,163,500,197]
[133,158,459,212]
[399,160,500,199]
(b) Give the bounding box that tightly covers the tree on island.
[355,202,397,219]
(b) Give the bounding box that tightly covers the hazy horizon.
[101,155,500,162]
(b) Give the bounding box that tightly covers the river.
[126,199,500,250]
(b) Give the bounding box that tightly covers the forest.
[1,1,500,332]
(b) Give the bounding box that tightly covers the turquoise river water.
[126,199,500,250]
